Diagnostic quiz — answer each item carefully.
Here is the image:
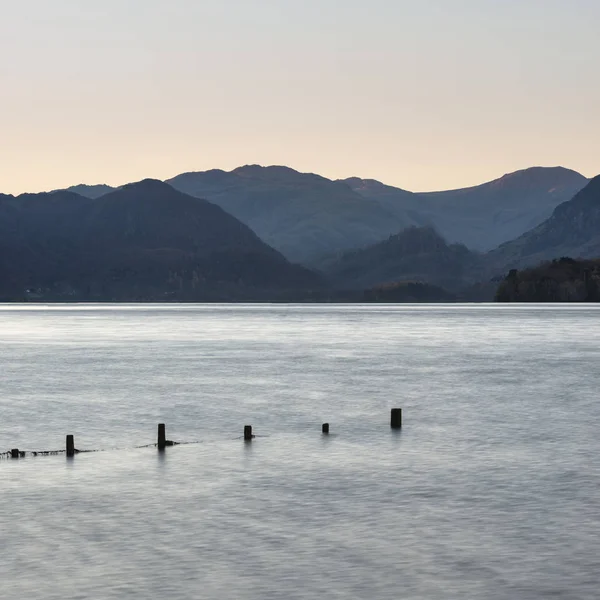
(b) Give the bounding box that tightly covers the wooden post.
[11,448,19,459]
[66,435,75,457]
[244,425,253,441]
[391,408,402,429]
[322,423,330,434]
[158,424,166,450]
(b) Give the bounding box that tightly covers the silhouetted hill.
[0,190,94,295]
[0,181,323,301]
[346,167,589,252]
[325,226,484,292]
[167,165,418,263]
[496,257,600,302]
[488,175,600,270]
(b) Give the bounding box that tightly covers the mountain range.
[331,174,600,296]
[60,165,589,263]
[0,180,322,301]
[1,165,598,302]
[344,166,588,252]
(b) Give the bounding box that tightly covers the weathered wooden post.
[11,448,19,459]
[244,425,253,441]
[391,408,402,429]
[322,423,330,434]
[158,424,166,450]
[66,435,75,457]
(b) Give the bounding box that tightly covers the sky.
[1,0,598,195]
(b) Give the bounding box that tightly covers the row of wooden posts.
[8,408,403,458]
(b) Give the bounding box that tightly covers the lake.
[1,304,599,599]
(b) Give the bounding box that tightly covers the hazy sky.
[1,0,598,194]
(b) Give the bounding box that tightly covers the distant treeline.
[496,258,600,302]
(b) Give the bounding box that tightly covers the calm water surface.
[1,304,599,599]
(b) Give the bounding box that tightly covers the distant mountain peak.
[342,176,411,193]
[121,178,171,192]
[63,183,115,199]
[490,166,588,191]
[233,164,298,176]
[231,164,329,184]
[343,177,386,190]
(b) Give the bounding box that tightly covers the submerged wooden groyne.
[2,409,403,459]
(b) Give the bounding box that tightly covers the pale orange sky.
[1,0,598,195]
